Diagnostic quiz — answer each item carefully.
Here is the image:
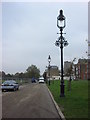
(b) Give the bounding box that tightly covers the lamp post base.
[60,94,65,97]
[60,84,65,97]
[49,80,50,86]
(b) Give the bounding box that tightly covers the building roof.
[78,59,87,64]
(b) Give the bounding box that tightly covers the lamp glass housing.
[57,10,66,29]
[57,20,65,28]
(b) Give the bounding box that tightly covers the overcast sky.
[1,1,88,75]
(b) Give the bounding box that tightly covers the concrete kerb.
[46,85,66,120]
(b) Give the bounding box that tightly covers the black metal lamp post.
[48,55,51,86]
[55,10,68,97]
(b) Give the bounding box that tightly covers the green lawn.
[47,80,88,119]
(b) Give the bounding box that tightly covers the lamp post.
[55,10,68,97]
[48,55,51,86]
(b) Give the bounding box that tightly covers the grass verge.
[47,80,88,119]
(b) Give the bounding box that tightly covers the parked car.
[1,80,19,91]
[31,77,36,83]
[39,77,44,83]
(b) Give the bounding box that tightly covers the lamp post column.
[49,62,50,86]
[60,28,65,97]
[48,55,51,86]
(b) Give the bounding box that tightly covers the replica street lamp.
[55,10,68,97]
[48,55,51,86]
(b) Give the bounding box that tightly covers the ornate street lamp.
[55,10,68,97]
[57,10,66,29]
[48,55,51,86]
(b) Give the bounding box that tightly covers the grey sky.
[2,2,88,74]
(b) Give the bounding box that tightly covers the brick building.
[64,59,89,80]
[74,59,88,80]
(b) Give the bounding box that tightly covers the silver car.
[1,80,19,91]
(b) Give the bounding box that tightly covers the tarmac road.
[2,83,61,118]
[0,90,2,120]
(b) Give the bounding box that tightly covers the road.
[0,90,2,120]
[2,83,61,118]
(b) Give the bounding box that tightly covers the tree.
[6,73,13,78]
[66,58,76,91]
[14,72,25,79]
[26,65,40,79]
[18,72,24,78]
[43,71,47,83]
[14,72,20,78]
[2,71,6,78]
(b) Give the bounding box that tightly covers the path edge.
[46,85,66,120]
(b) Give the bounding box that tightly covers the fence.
[2,77,32,84]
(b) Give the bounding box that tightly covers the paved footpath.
[2,83,61,119]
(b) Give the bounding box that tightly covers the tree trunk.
[68,76,72,91]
